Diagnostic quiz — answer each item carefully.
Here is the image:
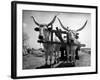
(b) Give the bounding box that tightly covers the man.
[60,44,65,60]
[75,46,80,60]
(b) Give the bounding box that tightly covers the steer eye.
[75,35,79,39]
[34,27,40,31]
[76,33,79,35]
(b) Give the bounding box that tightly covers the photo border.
[11,1,98,79]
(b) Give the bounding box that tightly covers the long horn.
[31,16,40,26]
[57,17,69,31]
[47,15,57,27]
[76,20,88,32]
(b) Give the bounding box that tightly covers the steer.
[57,17,87,64]
[31,15,59,67]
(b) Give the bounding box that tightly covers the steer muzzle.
[38,35,43,40]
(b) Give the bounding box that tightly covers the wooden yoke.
[55,27,65,43]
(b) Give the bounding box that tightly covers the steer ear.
[48,27,52,31]
[34,27,40,31]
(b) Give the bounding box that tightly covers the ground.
[23,50,91,69]
[75,51,91,67]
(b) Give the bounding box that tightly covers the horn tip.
[31,16,34,18]
[85,20,88,23]
[31,16,33,18]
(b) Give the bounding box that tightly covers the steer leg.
[71,47,76,66]
[49,52,53,68]
[65,50,68,62]
[67,45,70,63]
[45,51,48,66]
[57,51,60,63]
[54,51,57,64]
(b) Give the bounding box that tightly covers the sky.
[22,10,91,49]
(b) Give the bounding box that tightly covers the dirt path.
[75,51,91,67]
[23,51,91,69]
[23,54,45,69]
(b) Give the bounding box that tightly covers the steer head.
[57,17,88,44]
[31,16,57,41]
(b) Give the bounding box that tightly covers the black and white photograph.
[11,1,97,79]
[22,10,91,69]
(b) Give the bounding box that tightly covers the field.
[23,49,91,69]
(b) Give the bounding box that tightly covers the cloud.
[23,23,27,28]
